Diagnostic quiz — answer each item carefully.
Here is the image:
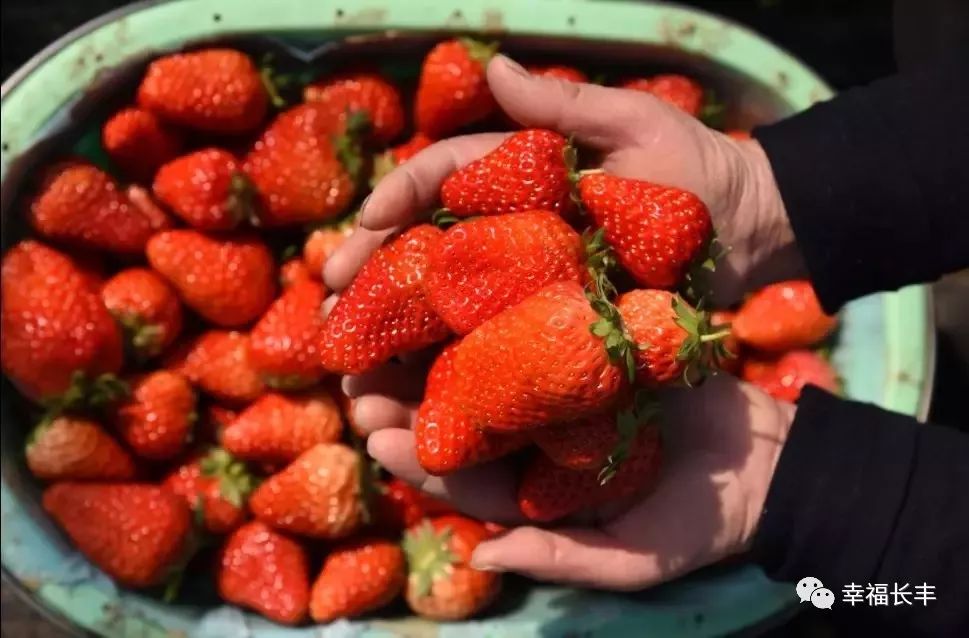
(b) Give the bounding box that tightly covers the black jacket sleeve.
[749,388,969,635]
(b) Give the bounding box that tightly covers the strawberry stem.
[459,38,500,67]
[598,390,660,485]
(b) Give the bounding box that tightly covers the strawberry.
[621,74,704,117]
[167,331,266,404]
[303,71,405,145]
[732,280,837,352]
[578,172,712,289]
[101,267,183,360]
[244,104,361,226]
[137,48,268,134]
[1,241,123,403]
[303,224,353,279]
[416,38,498,138]
[147,230,276,327]
[218,521,309,625]
[29,163,171,254]
[424,210,585,334]
[415,344,528,475]
[710,310,742,374]
[440,129,576,218]
[372,132,435,185]
[110,371,196,460]
[164,448,256,534]
[222,390,343,464]
[374,477,454,532]
[279,258,313,288]
[320,225,450,374]
[153,148,257,231]
[518,424,662,522]
[530,412,620,471]
[249,443,364,539]
[527,65,588,83]
[26,416,135,481]
[102,107,182,182]
[449,281,626,432]
[249,279,328,388]
[742,350,839,403]
[43,483,192,588]
[309,536,406,621]
[403,515,501,621]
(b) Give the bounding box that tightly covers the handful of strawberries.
[0,37,838,627]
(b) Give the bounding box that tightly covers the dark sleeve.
[753,52,969,313]
[749,387,969,636]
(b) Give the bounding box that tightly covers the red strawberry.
[164,448,256,534]
[416,38,498,138]
[249,279,328,388]
[374,477,454,532]
[303,225,352,279]
[733,280,837,352]
[320,225,450,374]
[29,163,171,254]
[147,230,276,327]
[710,310,743,374]
[137,48,268,134]
[579,172,712,289]
[167,331,266,404]
[279,258,313,288]
[153,148,257,231]
[527,65,588,83]
[440,130,576,218]
[450,281,626,432]
[110,371,196,461]
[403,515,501,621]
[244,104,360,226]
[303,72,405,145]
[1,241,123,403]
[372,133,435,185]
[249,443,364,539]
[101,267,183,359]
[424,210,585,334]
[26,416,135,481]
[530,412,620,471]
[222,390,343,464]
[309,536,406,621]
[415,344,528,475]
[43,483,192,588]
[102,107,182,182]
[218,521,309,625]
[742,350,839,403]
[621,74,704,117]
[518,424,662,522]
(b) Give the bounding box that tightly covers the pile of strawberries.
[1,37,837,627]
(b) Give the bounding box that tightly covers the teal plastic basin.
[0,1,934,636]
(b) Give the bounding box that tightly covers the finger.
[323,225,397,292]
[360,133,509,231]
[341,361,429,400]
[350,395,417,435]
[321,293,339,318]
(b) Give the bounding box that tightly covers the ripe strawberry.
[403,515,501,621]
[1,241,123,403]
[372,132,435,185]
[147,230,276,327]
[43,483,192,588]
[110,371,196,460]
[303,224,353,279]
[374,477,454,532]
[440,130,576,218]
[29,163,171,254]
[249,443,364,539]
[222,390,343,464]
[279,258,313,288]
[167,331,266,404]
[26,416,135,481]
[137,48,268,134]
[303,72,405,145]
[710,310,742,374]
[530,412,620,471]
[578,172,712,289]
[164,448,256,534]
[449,281,625,432]
[416,38,498,138]
[527,65,588,83]
[415,344,528,475]
[424,210,585,334]
[102,107,182,182]
[244,104,360,226]
[153,148,257,231]
[621,74,704,117]
[101,267,183,360]
[249,279,328,388]
[218,521,309,625]
[309,536,406,621]
[320,225,450,374]
[518,424,662,522]
[733,280,837,352]
[742,350,839,403]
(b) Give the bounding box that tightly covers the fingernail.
[470,548,503,571]
[357,194,373,225]
[495,54,527,76]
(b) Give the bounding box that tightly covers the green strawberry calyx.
[402,521,459,598]
[334,109,373,183]
[114,311,164,361]
[226,171,261,229]
[200,447,257,509]
[598,390,661,485]
[38,370,130,427]
[672,295,731,385]
[459,38,500,67]
[584,228,638,382]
